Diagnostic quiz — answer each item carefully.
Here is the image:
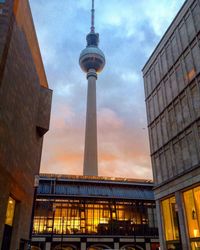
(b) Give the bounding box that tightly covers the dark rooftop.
[38,174,155,201]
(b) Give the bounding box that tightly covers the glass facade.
[183,186,200,249]
[33,199,158,236]
[162,196,181,249]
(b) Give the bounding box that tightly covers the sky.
[29,0,185,179]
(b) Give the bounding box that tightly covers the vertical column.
[155,199,167,250]
[175,191,191,250]
[81,242,87,250]
[45,242,51,250]
[145,243,151,250]
[114,242,119,249]
[83,68,98,176]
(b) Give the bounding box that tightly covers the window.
[152,125,158,151]
[33,200,157,236]
[184,51,196,82]
[185,13,195,42]
[161,51,168,76]
[148,97,154,122]
[174,100,183,131]
[166,43,173,69]
[180,95,190,127]
[157,86,164,112]
[156,121,162,148]
[191,3,200,32]
[174,140,184,174]
[191,43,200,74]
[164,78,172,105]
[183,187,200,238]
[175,63,185,92]
[170,71,178,98]
[165,148,173,178]
[155,155,162,183]
[153,93,159,118]
[150,68,156,90]
[146,73,152,96]
[179,22,188,50]
[162,196,180,241]
[161,115,168,143]
[171,35,179,62]
[160,151,168,181]
[155,61,160,83]
[168,107,177,137]
[187,132,198,166]
[190,83,200,117]
[180,136,190,169]
[5,197,16,226]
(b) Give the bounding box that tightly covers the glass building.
[143,0,200,249]
[31,175,159,250]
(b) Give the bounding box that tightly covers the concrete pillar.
[81,242,87,250]
[156,199,166,250]
[175,191,191,250]
[83,68,98,176]
[45,242,51,250]
[114,242,119,249]
[145,243,151,250]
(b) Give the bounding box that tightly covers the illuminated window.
[191,241,200,250]
[183,186,200,239]
[161,196,180,241]
[5,197,16,226]
[33,200,157,236]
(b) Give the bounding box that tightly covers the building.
[0,0,52,249]
[31,174,159,250]
[79,0,105,176]
[143,0,200,249]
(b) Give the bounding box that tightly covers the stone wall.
[0,0,52,249]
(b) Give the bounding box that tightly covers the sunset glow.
[29,0,185,179]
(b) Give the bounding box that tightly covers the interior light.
[194,229,198,237]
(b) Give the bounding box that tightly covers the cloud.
[30,0,185,179]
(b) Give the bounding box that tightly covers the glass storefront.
[183,186,200,250]
[161,196,181,249]
[33,199,158,236]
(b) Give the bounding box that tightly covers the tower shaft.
[83,69,98,176]
[79,0,105,176]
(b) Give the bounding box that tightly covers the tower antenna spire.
[91,0,95,33]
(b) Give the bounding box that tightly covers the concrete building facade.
[0,0,52,249]
[143,0,200,249]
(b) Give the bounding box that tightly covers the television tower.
[79,0,105,176]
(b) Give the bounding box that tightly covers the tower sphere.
[79,44,105,73]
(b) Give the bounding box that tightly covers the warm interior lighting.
[5,197,16,226]
[193,229,198,237]
[183,186,200,238]
[185,68,196,81]
[33,200,156,235]
[161,196,179,241]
